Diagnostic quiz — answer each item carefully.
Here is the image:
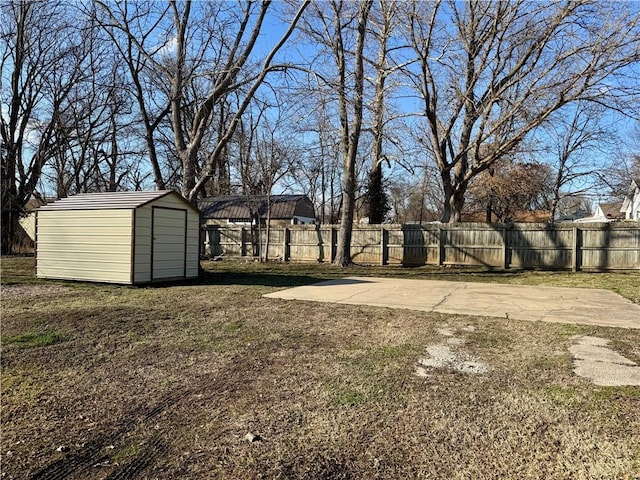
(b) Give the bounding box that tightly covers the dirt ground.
[2,258,640,479]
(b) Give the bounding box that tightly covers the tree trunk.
[1,199,18,256]
[332,0,373,267]
[181,147,199,202]
[334,161,357,266]
[441,185,465,223]
[1,145,18,254]
[366,165,387,224]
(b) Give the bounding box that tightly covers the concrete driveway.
[264,277,640,329]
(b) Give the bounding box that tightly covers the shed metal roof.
[199,195,315,220]
[37,190,198,212]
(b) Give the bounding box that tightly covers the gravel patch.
[1,284,74,300]
[415,326,489,377]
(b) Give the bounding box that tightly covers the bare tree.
[606,155,640,201]
[92,1,309,202]
[299,0,373,265]
[543,103,616,222]
[402,0,640,223]
[388,173,441,224]
[363,0,414,224]
[334,0,373,265]
[43,41,142,197]
[1,0,90,254]
[290,95,342,224]
[91,0,173,190]
[600,122,640,201]
[363,0,397,223]
[468,159,553,223]
[161,0,309,203]
[253,126,293,262]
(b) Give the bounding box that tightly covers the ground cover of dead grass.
[1,256,639,479]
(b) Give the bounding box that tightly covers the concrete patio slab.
[570,336,640,386]
[263,277,640,329]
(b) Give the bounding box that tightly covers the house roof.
[598,202,625,219]
[199,195,316,220]
[37,190,198,212]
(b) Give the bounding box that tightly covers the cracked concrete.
[264,277,640,329]
[570,336,640,386]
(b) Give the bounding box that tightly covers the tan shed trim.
[131,209,136,285]
[34,210,38,275]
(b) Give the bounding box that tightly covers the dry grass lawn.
[2,257,639,479]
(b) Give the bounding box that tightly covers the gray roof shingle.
[199,195,315,220]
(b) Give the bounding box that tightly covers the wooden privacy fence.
[202,223,640,271]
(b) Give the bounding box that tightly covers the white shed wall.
[37,209,133,283]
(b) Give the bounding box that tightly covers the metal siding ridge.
[184,210,188,278]
[36,191,199,213]
[151,206,155,281]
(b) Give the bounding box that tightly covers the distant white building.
[554,195,592,222]
[621,179,640,221]
[574,202,625,223]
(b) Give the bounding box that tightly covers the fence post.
[572,226,580,272]
[502,226,509,270]
[316,224,324,262]
[240,227,246,256]
[201,227,209,257]
[438,227,445,266]
[283,227,290,262]
[330,226,337,263]
[380,227,387,266]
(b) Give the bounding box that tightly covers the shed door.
[152,207,187,281]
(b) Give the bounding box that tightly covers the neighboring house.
[574,202,625,223]
[199,195,316,226]
[621,179,640,221]
[554,196,592,222]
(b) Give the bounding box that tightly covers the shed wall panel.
[37,209,132,283]
[133,209,152,283]
[151,196,199,279]
[152,207,186,280]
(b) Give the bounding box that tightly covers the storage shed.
[36,191,200,284]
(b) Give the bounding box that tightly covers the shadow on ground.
[187,271,329,289]
[148,263,536,290]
